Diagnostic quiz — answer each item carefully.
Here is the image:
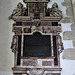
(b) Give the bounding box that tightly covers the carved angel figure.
[9,2,26,19]
[57,33,64,54]
[11,35,17,52]
[47,3,62,17]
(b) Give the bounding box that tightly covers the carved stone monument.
[9,0,64,75]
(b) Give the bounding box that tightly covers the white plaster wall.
[0,0,23,74]
[0,0,75,75]
[60,23,75,75]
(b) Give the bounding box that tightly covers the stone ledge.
[62,48,75,60]
[63,31,75,40]
[73,41,75,47]
[62,2,72,6]
[61,17,73,23]
[66,7,73,16]
[71,24,75,31]
[64,0,71,3]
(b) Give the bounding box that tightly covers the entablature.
[12,16,62,22]
[13,25,61,34]
[23,0,50,3]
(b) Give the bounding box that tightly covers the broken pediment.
[9,0,62,20]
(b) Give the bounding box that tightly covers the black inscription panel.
[23,32,51,57]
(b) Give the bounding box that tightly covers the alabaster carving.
[9,1,62,19]
[47,3,62,17]
[9,0,63,75]
[11,35,17,52]
[57,33,64,54]
[9,2,27,19]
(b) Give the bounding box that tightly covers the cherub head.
[52,3,58,8]
[17,2,23,9]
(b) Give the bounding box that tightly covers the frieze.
[42,61,52,66]
[30,26,61,34]
[51,26,61,32]
[23,0,50,3]
[31,26,43,33]
[40,22,51,26]
[23,60,37,66]
[46,73,60,75]
[13,26,22,32]
[22,22,34,26]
